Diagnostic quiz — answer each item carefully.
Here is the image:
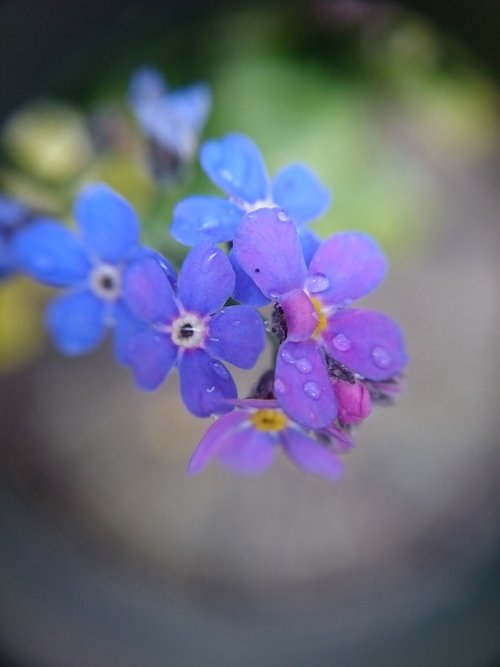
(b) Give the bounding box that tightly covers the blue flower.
[0,194,31,279]
[13,183,174,356]
[117,244,266,418]
[128,67,212,181]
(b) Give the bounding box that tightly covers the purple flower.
[118,244,266,417]
[233,208,408,429]
[128,67,211,181]
[188,399,346,480]
[13,183,171,356]
[171,133,330,303]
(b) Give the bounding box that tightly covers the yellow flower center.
[311,297,327,337]
[250,409,288,432]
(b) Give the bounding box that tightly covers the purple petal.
[45,289,107,355]
[324,308,408,380]
[233,208,306,298]
[122,254,179,324]
[272,164,330,224]
[218,428,276,475]
[206,305,265,369]
[307,232,387,305]
[229,250,269,307]
[299,227,322,266]
[200,133,269,203]
[171,196,243,246]
[13,220,90,287]
[177,244,235,315]
[178,349,237,417]
[281,429,344,481]
[75,183,140,263]
[280,288,317,342]
[323,424,355,454]
[274,340,337,429]
[119,326,177,390]
[187,411,250,475]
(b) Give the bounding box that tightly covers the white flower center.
[171,313,206,349]
[89,263,121,301]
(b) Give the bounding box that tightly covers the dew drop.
[247,212,257,221]
[332,333,351,351]
[274,378,286,394]
[276,210,289,222]
[371,345,392,369]
[305,273,330,294]
[219,167,235,184]
[231,320,242,327]
[201,216,219,231]
[280,348,296,364]
[206,385,215,393]
[295,357,313,374]
[303,380,321,400]
[211,360,230,378]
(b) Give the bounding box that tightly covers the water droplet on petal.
[303,380,321,400]
[305,273,330,294]
[274,378,286,394]
[371,345,392,369]
[280,348,295,364]
[269,291,279,301]
[211,359,230,378]
[231,320,242,327]
[219,167,235,184]
[295,357,313,374]
[247,212,257,221]
[333,333,351,351]
[201,216,219,231]
[206,385,215,393]
[277,210,289,222]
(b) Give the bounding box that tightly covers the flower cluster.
[6,69,408,483]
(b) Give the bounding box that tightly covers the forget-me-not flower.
[234,207,408,429]
[117,244,266,417]
[13,183,172,356]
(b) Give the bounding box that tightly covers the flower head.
[13,183,168,356]
[118,244,266,417]
[233,207,408,429]
[128,67,212,181]
[188,399,347,480]
[171,133,331,303]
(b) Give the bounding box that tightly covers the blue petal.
[218,428,276,475]
[188,411,250,475]
[122,254,179,324]
[179,349,237,417]
[13,220,90,287]
[168,83,212,133]
[75,183,140,263]
[200,133,269,203]
[45,289,107,355]
[171,196,243,246]
[206,305,265,369]
[272,164,331,224]
[229,251,269,307]
[128,67,167,107]
[233,208,306,298]
[118,326,177,391]
[299,227,322,266]
[0,237,15,278]
[177,244,235,315]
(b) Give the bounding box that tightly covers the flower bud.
[333,379,372,424]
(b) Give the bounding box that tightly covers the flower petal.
[274,340,337,428]
[324,308,408,380]
[168,82,212,133]
[229,251,269,307]
[218,428,276,475]
[177,244,235,315]
[45,289,107,355]
[171,195,243,246]
[280,288,317,341]
[187,411,250,475]
[272,164,330,224]
[118,326,177,390]
[307,232,387,305]
[299,226,322,266]
[75,183,140,263]
[122,254,179,324]
[13,220,90,287]
[233,208,306,298]
[281,429,344,481]
[206,305,265,369]
[179,349,237,417]
[200,133,269,203]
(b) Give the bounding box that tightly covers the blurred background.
[1,1,500,665]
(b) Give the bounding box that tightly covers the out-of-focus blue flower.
[172,131,330,262]
[13,183,174,356]
[233,207,408,429]
[188,398,347,480]
[117,244,266,418]
[128,67,212,181]
[0,195,31,279]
